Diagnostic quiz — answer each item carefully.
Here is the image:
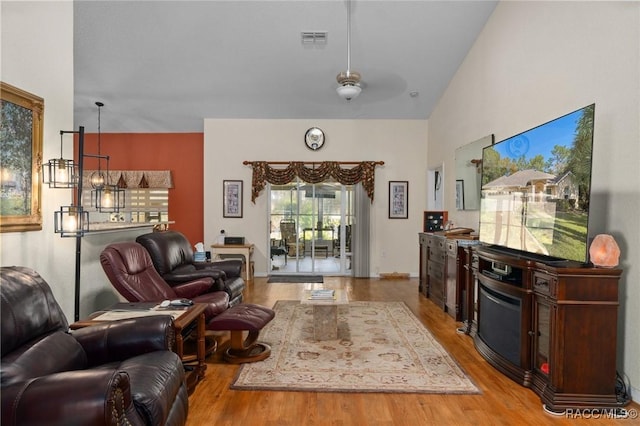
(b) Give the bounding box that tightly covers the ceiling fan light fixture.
[336,0,362,101]
[336,71,361,86]
[336,70,362,101]
[336,83,362,101]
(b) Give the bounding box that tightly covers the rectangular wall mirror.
[455,134,494,210]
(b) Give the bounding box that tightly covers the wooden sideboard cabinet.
[461,246,479,335]
[418,233,428,296]
[426,233,446,309]
[450,240,480,324]
[418,233,446,308]
[473,245,623,412]
[445,239,462,320]
[420,233,479,320]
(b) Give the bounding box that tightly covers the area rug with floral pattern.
[231,300,480,394]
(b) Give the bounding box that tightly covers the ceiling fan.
[336,0,362,101]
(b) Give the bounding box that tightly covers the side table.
[70,302,207,394]
[210,243,254,281]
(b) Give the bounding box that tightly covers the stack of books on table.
[308,289,336,300]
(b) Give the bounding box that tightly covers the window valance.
[242,161,384,203]
[82,170,174,189]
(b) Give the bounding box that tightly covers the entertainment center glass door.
[534,297,551,377]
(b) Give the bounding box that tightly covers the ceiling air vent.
[301,32,327,44]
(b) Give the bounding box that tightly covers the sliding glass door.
[269,179,353,275]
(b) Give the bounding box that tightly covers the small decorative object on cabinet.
[472,245,624,412]
[589,234,620,268]
[423,211,447,232]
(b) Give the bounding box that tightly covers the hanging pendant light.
[54,205,89,237]
[89,101,106,189]
[93,179,125,214]
[89,102,125,213]
[53,127,89,237]
[336,0,362,101]
[93,182,124,212]
[43,132,77,188]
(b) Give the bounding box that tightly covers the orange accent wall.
[80,133,204,244]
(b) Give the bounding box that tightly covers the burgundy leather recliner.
[100,242,231,321]
[100,242,276,364]
[136,231,245,306]
[0,266,189,426]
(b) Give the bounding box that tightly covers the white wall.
[1,1,77,315]
[1,1,148,320]
[204,119,428,277]
[428,1,640,402]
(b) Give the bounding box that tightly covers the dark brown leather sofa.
[1,266,189,426]
[136,230,245,306]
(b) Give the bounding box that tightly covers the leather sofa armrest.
[199,259,243,278]
[172,277,222,299]
[71,316,175,367]
[163,266,226,283]
[1,370,141,426]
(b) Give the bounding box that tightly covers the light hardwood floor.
[186,277,638,425]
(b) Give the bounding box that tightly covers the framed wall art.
[388,180,409,219]
[0,82,43,232]
[456,179,465,210]
[223,180,243,218]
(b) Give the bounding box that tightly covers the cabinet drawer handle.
[535,277,550,289]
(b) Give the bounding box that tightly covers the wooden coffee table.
[70,302,207,394]
[300,289,349,340]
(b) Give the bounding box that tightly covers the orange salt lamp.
[589,234,620,268]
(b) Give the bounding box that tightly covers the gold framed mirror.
[0,82,44,232]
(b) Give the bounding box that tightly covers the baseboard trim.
[379,272,410,280]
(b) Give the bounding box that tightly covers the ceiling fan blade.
[356,70,407,103]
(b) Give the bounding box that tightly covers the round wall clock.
[305,127,325,151]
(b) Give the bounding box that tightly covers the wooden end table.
[70,302,207,394]
[210,243,254,281]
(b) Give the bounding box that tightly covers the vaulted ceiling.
[73,1,497,133]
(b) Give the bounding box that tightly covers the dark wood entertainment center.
[475,245,623,411]
[419,234,624,412]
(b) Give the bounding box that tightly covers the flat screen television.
[478,104,595,264]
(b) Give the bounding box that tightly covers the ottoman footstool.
[209,303,275,363]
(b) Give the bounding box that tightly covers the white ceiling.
[73,1,497,133]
